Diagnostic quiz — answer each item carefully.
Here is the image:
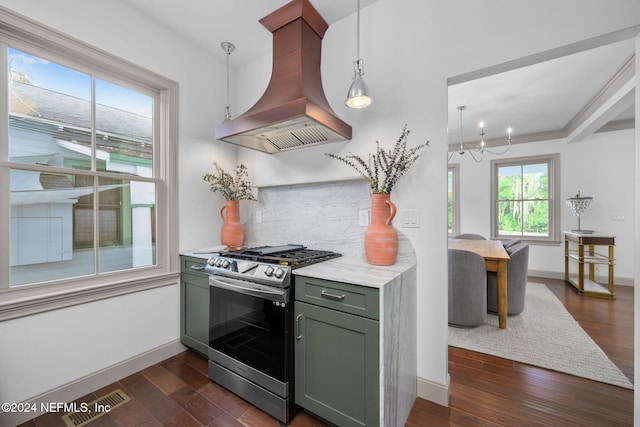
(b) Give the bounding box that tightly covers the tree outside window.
[491,155,560,243]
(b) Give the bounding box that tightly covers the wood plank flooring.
[20,277,633,427]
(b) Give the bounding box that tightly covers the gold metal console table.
[564,231,615,298]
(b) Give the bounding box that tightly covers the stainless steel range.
[205,244,341,424]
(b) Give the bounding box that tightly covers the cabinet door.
[180,256,210,356]
[295,301,379,427]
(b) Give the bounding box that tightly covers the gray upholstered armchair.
[487,243,529,315]
[448,248,487,327]
[453,233,487,240]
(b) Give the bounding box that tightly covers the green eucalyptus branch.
[325,125,429,194]
[203,163,257,201]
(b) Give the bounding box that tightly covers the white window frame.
[490,154,560,244]
[448,164,460,236]
[0,8,179,320]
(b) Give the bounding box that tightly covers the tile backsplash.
[243,179,414,260]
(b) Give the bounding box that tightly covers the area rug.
[448,282,634,389]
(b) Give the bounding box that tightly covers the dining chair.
[453,233,487,240]
[487,243,529,315]
[448,248,487,327]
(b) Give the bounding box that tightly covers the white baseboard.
[528,270,634,286]
[416,374,450,407]
[0,339,187,426]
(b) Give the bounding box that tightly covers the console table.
[564,231,615,298]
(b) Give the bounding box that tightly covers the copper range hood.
[215,0,352,154]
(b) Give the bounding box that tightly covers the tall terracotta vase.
[220,200,244,248]
[365,193,398,266]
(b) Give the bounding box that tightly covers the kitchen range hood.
[215,0,352,154]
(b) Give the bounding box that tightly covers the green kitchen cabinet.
[180,255,209,356]
[294,276,380,427]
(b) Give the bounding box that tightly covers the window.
[0,10,179,320]
[448,164,459,236]
[490,154,560,243]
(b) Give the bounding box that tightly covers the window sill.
[0,272,180,321]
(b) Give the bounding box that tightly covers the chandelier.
[448,105,512,162]
[566,190,594,233]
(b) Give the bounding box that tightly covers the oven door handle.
[209,276,287,304]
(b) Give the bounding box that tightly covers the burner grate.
[220,245,341,267]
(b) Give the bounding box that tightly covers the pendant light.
[221,41,235,122]
[345,0,372,108]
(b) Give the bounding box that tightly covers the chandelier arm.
[468,148,483,163]
[482,138,512,155]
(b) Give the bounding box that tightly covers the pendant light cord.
[356,0,361,61]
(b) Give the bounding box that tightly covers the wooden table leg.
[497,260,508,329]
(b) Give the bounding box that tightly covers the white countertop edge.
[293,255,416,289]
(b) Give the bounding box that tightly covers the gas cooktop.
[219,244,341,268]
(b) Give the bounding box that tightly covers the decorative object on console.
[326,125,428,265]
[448,105,512,163]
[345,0,372,109]
[566,190,594,233]
[203,163,257,248]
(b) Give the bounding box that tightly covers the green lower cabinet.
[294,300,379,427]
[180,256,209,356]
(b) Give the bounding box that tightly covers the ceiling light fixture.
[448,105,512,162]
[345,0,372,109]
[221,41,235,122]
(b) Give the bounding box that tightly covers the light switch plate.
[401,209,420,228]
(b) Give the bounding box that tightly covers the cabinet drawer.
[295,276,379,320]
[181,256,209,278]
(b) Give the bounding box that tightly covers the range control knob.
[207,258,216,266]
[274,268,284,279]
[265,266,274,277]
[215,258,223,267]
[222,259,230,269]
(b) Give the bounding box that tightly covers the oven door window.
[209,285,288,382]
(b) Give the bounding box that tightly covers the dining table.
[448,238,511,329]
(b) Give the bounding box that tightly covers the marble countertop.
[180,246,226,260]
[181,248,416,289]
[293,255,415,289]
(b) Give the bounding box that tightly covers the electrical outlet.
[611,214,625,221]
[255,209,262,223]
[359,209,370,226]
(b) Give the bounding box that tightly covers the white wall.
[452,129,636,282]
[235,0,640,400]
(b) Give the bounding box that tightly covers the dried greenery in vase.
[202,163,257,201]
[326,125,428,194]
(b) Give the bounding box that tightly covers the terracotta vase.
[220,200,244,248]
[364,193,398,266]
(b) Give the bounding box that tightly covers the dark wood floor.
[21,277,633,427]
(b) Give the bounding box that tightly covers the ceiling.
[115,0,378,67]
[113,0,635,148]
[448,38,636,149]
